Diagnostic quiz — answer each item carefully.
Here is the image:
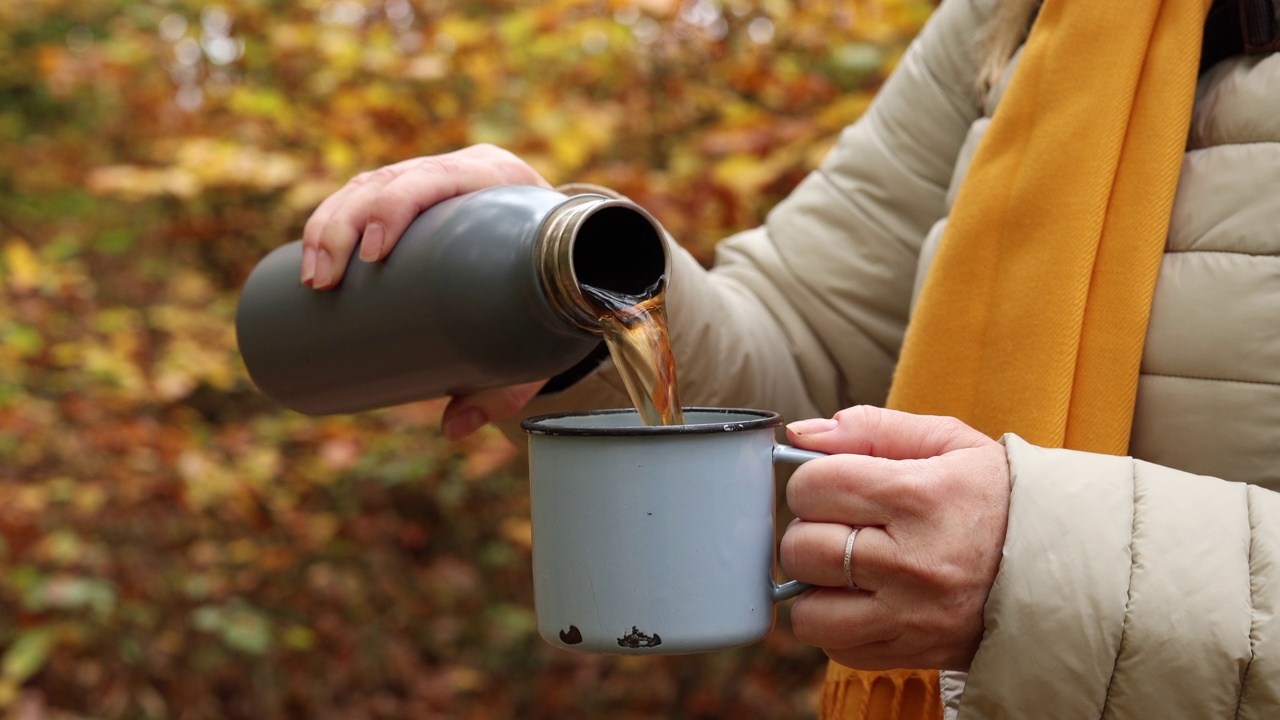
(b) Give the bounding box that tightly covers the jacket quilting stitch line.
[1141,372,1280,388]
[1160,249,1280,258]
[860,114,955,198]
[1233,487,1258,720]
[1098,458,1141,720]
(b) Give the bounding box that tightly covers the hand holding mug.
[780,406,1011,671]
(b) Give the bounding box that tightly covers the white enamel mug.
[521,408,823,655]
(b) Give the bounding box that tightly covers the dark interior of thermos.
[571,206,667,297]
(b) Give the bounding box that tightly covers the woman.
[296,0,1280,716]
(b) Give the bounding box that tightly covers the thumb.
[786,405,991,460]
[441,380,548,441]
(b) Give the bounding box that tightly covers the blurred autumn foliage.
[0,0,932,717]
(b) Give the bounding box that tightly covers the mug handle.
[768,444,828,602]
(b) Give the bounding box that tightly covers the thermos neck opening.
[572,206,666,296]
[538,195,669,333]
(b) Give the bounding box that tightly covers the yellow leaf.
[284,179,343,213]
[323,138,358,175]
[227,538,259,565]
[435,16,489,48]
[0,677,17,708]
[500,518,532,551]
[86,165,200,200]
[72,483,107,516]
[634,0,678,17]
[2,240,40,292]
[171,138,303,192]
[16,485,49,514]
[446,666,485,693]
[405,54,448,81]
[711,154,782,198]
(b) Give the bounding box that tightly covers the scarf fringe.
[820,664,943,720]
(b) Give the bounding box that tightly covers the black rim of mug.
[520,407,782,436]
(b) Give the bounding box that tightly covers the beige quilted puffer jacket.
[506,0,1280,716]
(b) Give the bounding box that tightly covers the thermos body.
[235,185,668,416]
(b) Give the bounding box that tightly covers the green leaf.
[281,624,315,651]
[97,228,135,255]
[193,602,273,655]
[2,628,55,683]
[220,608,272,655]
[2,323,43,357]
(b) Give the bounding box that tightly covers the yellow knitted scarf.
[821,0,1213,716]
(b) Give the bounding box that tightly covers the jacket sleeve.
[959,435,1280,719]
[499,0,993,439]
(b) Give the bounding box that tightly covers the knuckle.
[787,597,821,644]
[302,216,325,247]
[494,386,530,415]
[834,405,887,448]
[784,470,805,513]
[469,142,511,159]
[833,405,875,427]
[473,385,534,421]
[317,218,358,253]
[315,220,343,251]
[351,166,395,187]
[891,468,937,512]
[414,154,463,177]
[784,468,822,518]
[936,415,974,444]
[930,413,987,450]
[779,531,800,575]
[926,558,971,595]
[901,551,974,603]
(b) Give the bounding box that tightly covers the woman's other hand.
[300,143,552,439]
[440,380,548,442]
[300,144,551,290]
[780,406,1011,671]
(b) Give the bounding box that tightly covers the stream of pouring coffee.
[580,283,685,426]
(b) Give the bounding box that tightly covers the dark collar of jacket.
[1203,0,1280,73]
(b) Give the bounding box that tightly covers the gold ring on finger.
[842,527,860,590]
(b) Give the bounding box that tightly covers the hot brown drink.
[581,283,684,427]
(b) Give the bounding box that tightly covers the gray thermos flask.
[235,184,669,415]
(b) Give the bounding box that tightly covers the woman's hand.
[300,144,551,290]
[779,405,1010,672]
[439,380,547,442]
[297,145,552,439]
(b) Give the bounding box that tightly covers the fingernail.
[787,417,837,435]
[314,248,333,289]
[443,408,487,441]
[301,247,317,286]
[359,223,384,262]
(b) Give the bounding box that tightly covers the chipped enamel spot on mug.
[617,626,662,649]
[559,625,583,644]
